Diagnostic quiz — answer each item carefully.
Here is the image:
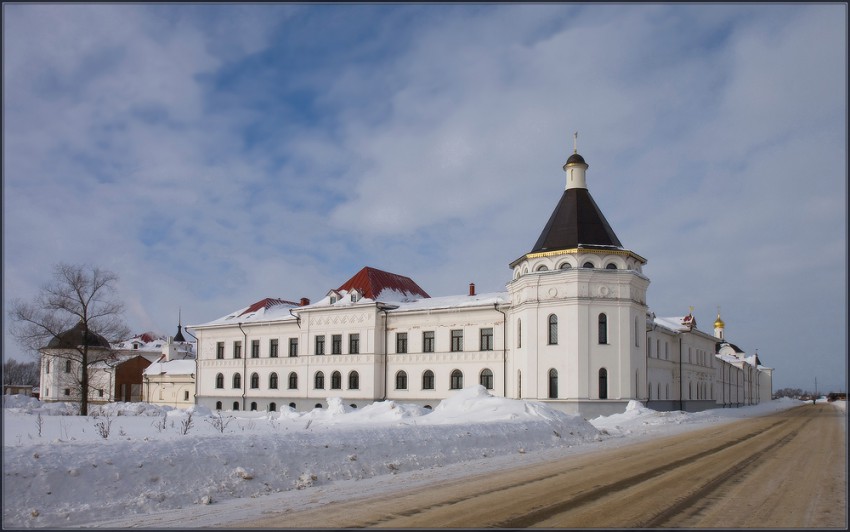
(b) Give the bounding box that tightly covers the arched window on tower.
[548,368,558,399]
[548,314,558,345]
[598,313,608,344]
[599,368,608,399]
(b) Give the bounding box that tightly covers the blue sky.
[3,3,846,393]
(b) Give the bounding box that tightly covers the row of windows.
[542,314,609,346]
[647,382,714,400]
[216,338,301,359]
[213,368,496,392]
[214,329,496,359]
[518,261,624,277]
[395,368,494,390]
[44,360,73,374]
[214,371,334,390]
[545,368,609,399]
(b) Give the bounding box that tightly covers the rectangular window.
[216,342,225,359]
[233,341,242,359]
[65,360,72,373]
[64,388,70,396]
[289,338,298,357]
[332,334,342,355]
[480,328,494,351]
[98,389,104,397]
[270,339,279,358]
[349,334,360,354]
[450,330,463,352]
[315,335,325,356]
[251,339,260,358]
[396,332,408,354]
[423,331,435,353]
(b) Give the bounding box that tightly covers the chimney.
[469,283,475,296]
[300,297,310,306]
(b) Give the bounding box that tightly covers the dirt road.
[235,404,846,528]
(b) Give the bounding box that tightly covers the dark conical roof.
[46,321,111,349]
[531,188,623,253]
[173,324,186,343]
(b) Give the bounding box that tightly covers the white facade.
[190,148,773,417]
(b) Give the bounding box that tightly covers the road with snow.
[236,404,846,528]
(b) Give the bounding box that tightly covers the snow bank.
[1,391,807,529]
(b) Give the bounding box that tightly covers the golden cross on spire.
[688,305,694,315]
[573,131,578,153]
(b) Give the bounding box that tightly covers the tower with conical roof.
[506,136,650,415]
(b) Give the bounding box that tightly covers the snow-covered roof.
[653,316,692,333]
[391,291,510,312]
[143,359,196,376]
[194,298,301,327]
[114,332,167,352]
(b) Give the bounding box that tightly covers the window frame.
[395,370,408,390]
[396,332,408,354]
[422,370,435,390]
[480,328,494,351]
[450,330,463,352]
[450,369,463,390]
[423,331,435,353]
[548,314,558,345]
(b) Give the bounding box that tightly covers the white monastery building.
[190,143,772,417]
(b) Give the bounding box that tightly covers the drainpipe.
[679,336,684,411]
[238,322,247,411]
[379,305,389,401]
[184,327,199,406]
[495,303,507,397]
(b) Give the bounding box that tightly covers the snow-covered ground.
[2,387,836,529]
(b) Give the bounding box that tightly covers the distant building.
[190,143,773,417]
[39,323,195,406]
[143,323,197,408]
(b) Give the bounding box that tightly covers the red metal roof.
[239,297,300,317]
[337,266,429,300]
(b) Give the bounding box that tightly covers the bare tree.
[2,359,40,386]
[8,263,130,415]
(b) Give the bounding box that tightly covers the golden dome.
[714,314,725,329]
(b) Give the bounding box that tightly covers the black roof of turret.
[46,321,111,349]
[173,324,186,343]
[530,187,623,253]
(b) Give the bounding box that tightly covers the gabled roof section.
[238,297,300,317]
[531,188,623,253]
[337,266,430,301]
